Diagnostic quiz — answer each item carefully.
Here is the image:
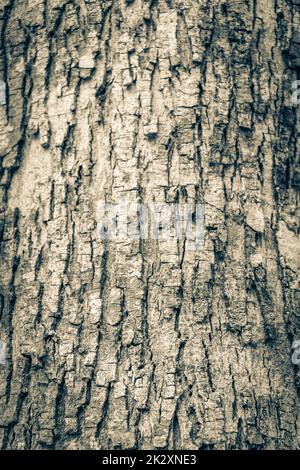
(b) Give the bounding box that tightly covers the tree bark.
[0,0,299,450]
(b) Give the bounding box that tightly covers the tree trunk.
[0,0,299,450]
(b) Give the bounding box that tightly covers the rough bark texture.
[0,0,300,450]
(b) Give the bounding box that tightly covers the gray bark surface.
[0,0,299,450]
